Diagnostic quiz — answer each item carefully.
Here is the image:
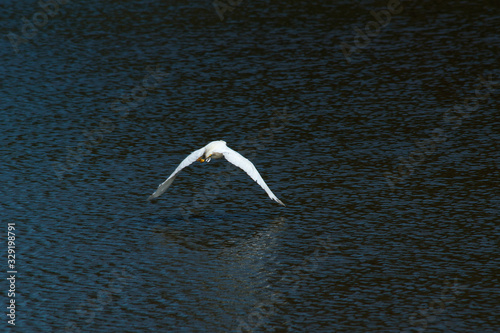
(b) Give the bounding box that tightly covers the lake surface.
[1,0,499,332]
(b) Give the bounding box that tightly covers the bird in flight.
[148,140,285,206]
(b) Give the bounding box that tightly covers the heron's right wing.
[216,146,285,206]
[148,147,205,200]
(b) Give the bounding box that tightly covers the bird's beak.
[197,157,205,163]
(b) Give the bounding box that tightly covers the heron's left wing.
[148,147,205,201]
[215,146,285,206]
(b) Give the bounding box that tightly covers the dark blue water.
[1,0,499,332]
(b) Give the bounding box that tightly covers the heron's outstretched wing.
[148,147,205,200]
[215,146,285,206]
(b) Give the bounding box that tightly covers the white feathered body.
[148,140,285,206]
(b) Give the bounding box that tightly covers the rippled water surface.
[1,0,499,332]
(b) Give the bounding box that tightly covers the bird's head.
[197,155,212,163]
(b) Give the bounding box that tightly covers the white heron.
[148,140,285,206]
